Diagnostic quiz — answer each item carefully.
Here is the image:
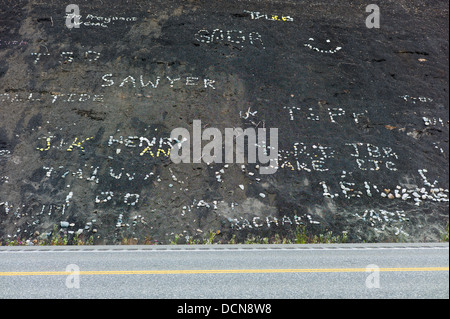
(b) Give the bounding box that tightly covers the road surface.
[0,243,448,299]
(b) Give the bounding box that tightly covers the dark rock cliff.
[0,0,448,244]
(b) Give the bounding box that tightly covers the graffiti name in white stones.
[38,163,157,186]
[354,209,408,228]
[277,142,398,173]
[228,214,319,231]
[36,136,94,153]
[35,132,173,158]
[195,29,265,49]
[0,91,105,104]
[108,134,172,158]
[64,13,138,28]
[31,50,101,64]
[101,74,216,90]
[320,169,448,204]
[345,143,398,171]
[278,143,335,173]
[400,95,433,104]
[242,10,294,22]
[354,209,410,237]
[283,105,346,123]
[0,39,28,47]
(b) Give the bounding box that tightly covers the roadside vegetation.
[441,224,449,242]
[160,226,348,245]
[4,223,450,246]
[0,224,349,246]
[0,225,94,246]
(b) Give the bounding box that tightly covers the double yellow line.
[0,267,448,276]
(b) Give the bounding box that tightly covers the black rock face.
[0,0,448,244]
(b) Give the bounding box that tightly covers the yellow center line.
[0,267,448,276]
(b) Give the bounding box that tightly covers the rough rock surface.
[0,0,448,244]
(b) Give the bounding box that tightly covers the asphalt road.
[0,243,448,299]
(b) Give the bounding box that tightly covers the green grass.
[441,224,449,242]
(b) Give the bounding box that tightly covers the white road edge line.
[0,246,448,253]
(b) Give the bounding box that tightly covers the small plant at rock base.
[4,237,26,246]
[170,234,181,245]
[73,232,84,245]
[341,231,348,243]
[85,235,94,245]
[49,225,68,246]
[244,235,257,244]
[143,236,157,245]
[295,226,307,244]
[442,224,449,242]
[203,230,218,245]
[184,235,195,245]
[272,234,282,244]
